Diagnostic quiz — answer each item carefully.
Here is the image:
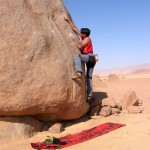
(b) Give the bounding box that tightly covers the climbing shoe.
[72,72,82,79]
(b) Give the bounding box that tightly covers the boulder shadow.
[93,91,108,100]
[90,92,108,107]
[64,115,90,128]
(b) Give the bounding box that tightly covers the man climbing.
[64,17,98,101]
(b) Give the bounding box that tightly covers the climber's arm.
[64,17,81,37]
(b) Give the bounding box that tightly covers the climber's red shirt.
[81,38,93,54]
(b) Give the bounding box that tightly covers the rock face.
[0,0,89,121]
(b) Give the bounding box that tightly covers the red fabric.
[31,122,125,150]
[81,38,93,54]
[31,142,61,150]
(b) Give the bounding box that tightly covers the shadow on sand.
[93,91,108,100]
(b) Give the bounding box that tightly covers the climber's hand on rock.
[63,17,71,23]
[63,17,69,22]
[71,35,76,41]
[69,33,75,41]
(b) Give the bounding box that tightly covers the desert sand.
[1,72,150,150]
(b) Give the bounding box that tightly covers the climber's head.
[80,28,91,38]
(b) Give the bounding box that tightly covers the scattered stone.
[128,106,142,114]
[99,106,112,117]
[111,108,121,114]
[114,113,120,116]
[121,90,139,110]
[102,97,117,108]
[48,123,64,134]
[116,103,122,110]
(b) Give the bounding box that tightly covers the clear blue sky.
[64,0,150,70]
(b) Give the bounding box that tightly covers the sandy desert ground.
[1,72,150,150]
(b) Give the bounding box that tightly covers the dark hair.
[80,28,91,37]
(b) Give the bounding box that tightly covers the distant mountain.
[94,63,150,76]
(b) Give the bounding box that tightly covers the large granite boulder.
[0,0,89,121]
